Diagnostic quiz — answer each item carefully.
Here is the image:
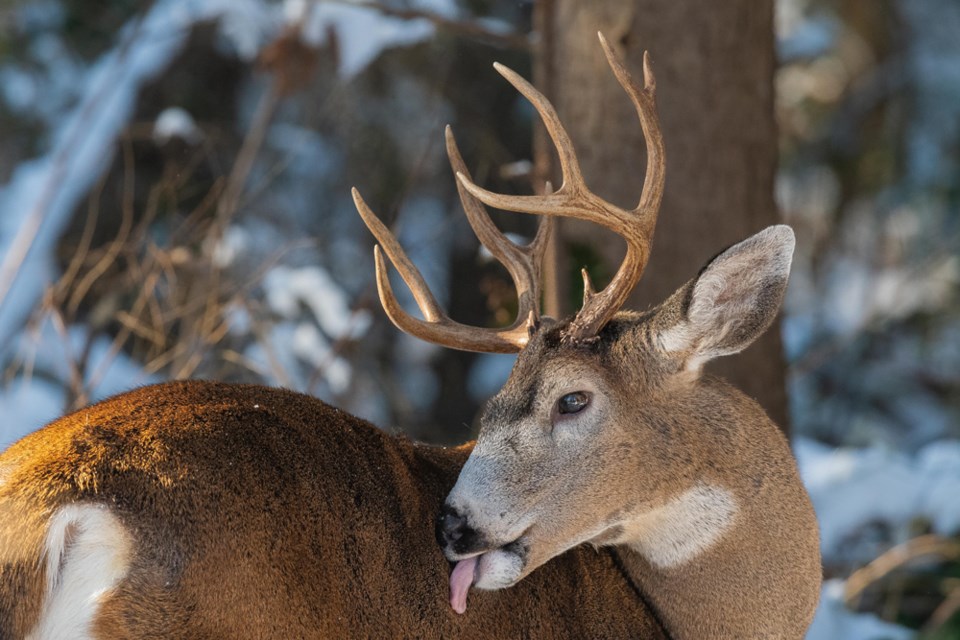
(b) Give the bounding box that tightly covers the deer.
[0,33,820,639]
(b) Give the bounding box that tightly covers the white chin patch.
[474,548,524,590]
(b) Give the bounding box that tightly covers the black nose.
[436,504,480,553]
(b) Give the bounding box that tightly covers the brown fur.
[0,381,668,639]
[435,310,820,639]
[436,227,821,639]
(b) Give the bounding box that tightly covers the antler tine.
[528,203,554,266]
[352,188,533,354]
[445,127,551,328]
[598,33,665,218]
[352,188,444,322]
[454,33,666,342]
[455,59,641,235]
[490,63,586,198]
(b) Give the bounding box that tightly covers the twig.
[46,294,88,410]
[215,81,282,227]
[55,173,105,312]
[844,535,960,605]
[924,583,960,633]
[84,270,159,394]
[0,7,151,318]
[66,137,137,317]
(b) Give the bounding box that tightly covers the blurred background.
[0,1,957,638]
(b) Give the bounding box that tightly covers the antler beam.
[354,32,663,351]
[352,131,553,354]
[456,32,665,342]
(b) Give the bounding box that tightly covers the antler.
[456,32,665,342]
[352,129,554,354]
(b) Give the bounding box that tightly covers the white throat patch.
[616,483,738,569]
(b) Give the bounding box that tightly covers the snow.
[243,322,301,387]
[253,263,373,394]
[806,580,914,640]
[224,300,253,336]
[0,66,39,113]
[795,437,960,639]
[211,0,279,61]
[291,322,352,393]
[478,232,529,262]
[153,107,203,145]
[820,252,957,338]
[13,319,159,398]
[1,313,158,452]
[797,437,960,562]
[263,264,372,340]
[1,0,426,348]
[209,225,250,268]
[291,1,436,77]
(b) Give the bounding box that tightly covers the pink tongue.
[449,556,479,614]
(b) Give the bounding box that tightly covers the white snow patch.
[243,321,301,386]
[153,106,202,144]
[478,233,529,263]
[263,264,372,340]
[806,579,914,640]
[209,225,250,268]
[0,66,39,113]
[290,1,435,77]
[211,0,279,61]
[224,300,253,336]
[291,322,352,394]
[796,437,960,561]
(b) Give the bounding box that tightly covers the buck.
[0,34,820,639]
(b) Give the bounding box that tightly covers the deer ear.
[658,225,794,370]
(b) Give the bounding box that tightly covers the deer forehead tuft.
[483,375,540,427]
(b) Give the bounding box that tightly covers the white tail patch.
[618,484,738,569]
[27,504,132,640]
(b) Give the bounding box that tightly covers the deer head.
[354,33,797,615]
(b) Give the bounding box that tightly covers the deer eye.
[557,392,591,415]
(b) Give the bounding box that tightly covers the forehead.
[479,339,601,428]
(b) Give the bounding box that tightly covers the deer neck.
[607,474,820,639]
[615,483,738,570]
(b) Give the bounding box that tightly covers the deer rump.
[0,381,668,639]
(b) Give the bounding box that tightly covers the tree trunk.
[535,0,789,429]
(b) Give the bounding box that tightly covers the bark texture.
[535,0,789,428]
